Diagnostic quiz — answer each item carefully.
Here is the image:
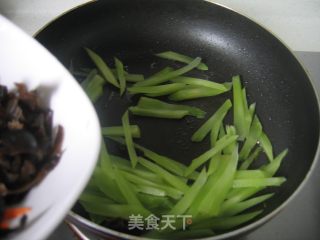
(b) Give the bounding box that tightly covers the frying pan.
[35,0,320,239]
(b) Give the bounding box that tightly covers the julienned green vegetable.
[222,149,288,210]
[138,157,189,193]
[81,72,105,103]
[114,57,126,95]
[232,75,252,140]
[185,134,238,177]
[194,143,239,217]
[129,107,189,119]
[169,169,207,215]
[113,167,143,207]
[155,51,208,71]
[191,99,232,142]
[128,83,186,97]
[232,177,286,188]
[137,97,206,119]
[239,147,262,170]
[85,48,119,88]
[171,76,229,91]
[129,96,207,119]
[169,86,228,101]
[234,169,266,179]
[77,50,288,238]
[125,73,144,82]
[121,170,183,200]
[221,193,274,217]
[101,125,141,138]
[107,136,199,180]
[134,57,201,87]
[239,115,263,160]
[259,132,274,161]
[122,111,138,168]
[111,68,145,82]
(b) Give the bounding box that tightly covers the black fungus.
[0,83,64,233]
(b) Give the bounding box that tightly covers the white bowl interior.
[0,15,101,240]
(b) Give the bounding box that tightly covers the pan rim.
[34,0,320,239]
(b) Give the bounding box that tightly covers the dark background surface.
[47,52,320,240]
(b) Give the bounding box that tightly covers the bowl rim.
[34,0,320,239]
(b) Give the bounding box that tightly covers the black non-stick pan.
[35,0,320,239]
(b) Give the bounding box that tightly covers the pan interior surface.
[35,0,319,238]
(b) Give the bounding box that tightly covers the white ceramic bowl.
[0,15,101,240]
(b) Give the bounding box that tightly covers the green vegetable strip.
[129,106,189,119]
[233,75,250,139]
[169,169,207,215]
[235,170,266,179]
[249,103,256,120]
[137,97,206,119]
[135,144,185,177]
[134,57,201,87]
[210,123,222,147]
[126,73,145,82]
[110,155,163,183]
[239,115,263,160]
[80,201,150,219]
[79,193,114,204]
[99,138,113,175]
[122,111,138,168]
[94,168,125,203]
[221,193,274,217]
[113,167,143,208]
[149,66,174,79]
[208,154,222,176]
[207,105,231,175]
[198,144,238,217]
[138,194,173,211]
[191,99,232,142]
[114,57,126,95]
[111,68,145,82]
[135,147,199,181]
[168,86,227,101]
[259,132,274,161]
[186,155,230,218]
[171,76,228,91]
[81,73,105,103]
[223,126,237,154]
[219,124,226,138]
[128,83,186,97]
[185,135,238,177]
[155,51,208,71]
[232,177,286,188]
[223,149,287,209]
[242,88,249,110]
[239,147,262,170]
[101,125,141,138]
[85,48,119,88]
[107,136,199,180]
[208,126,227,175]
[224,188,263,208]
[133,185,166,197]
[121,170,183,200]
[80,69,98,89]
[192,210,262,230]
[261,149,288,176]
[242,88,254,137]
[138,157,189,192]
